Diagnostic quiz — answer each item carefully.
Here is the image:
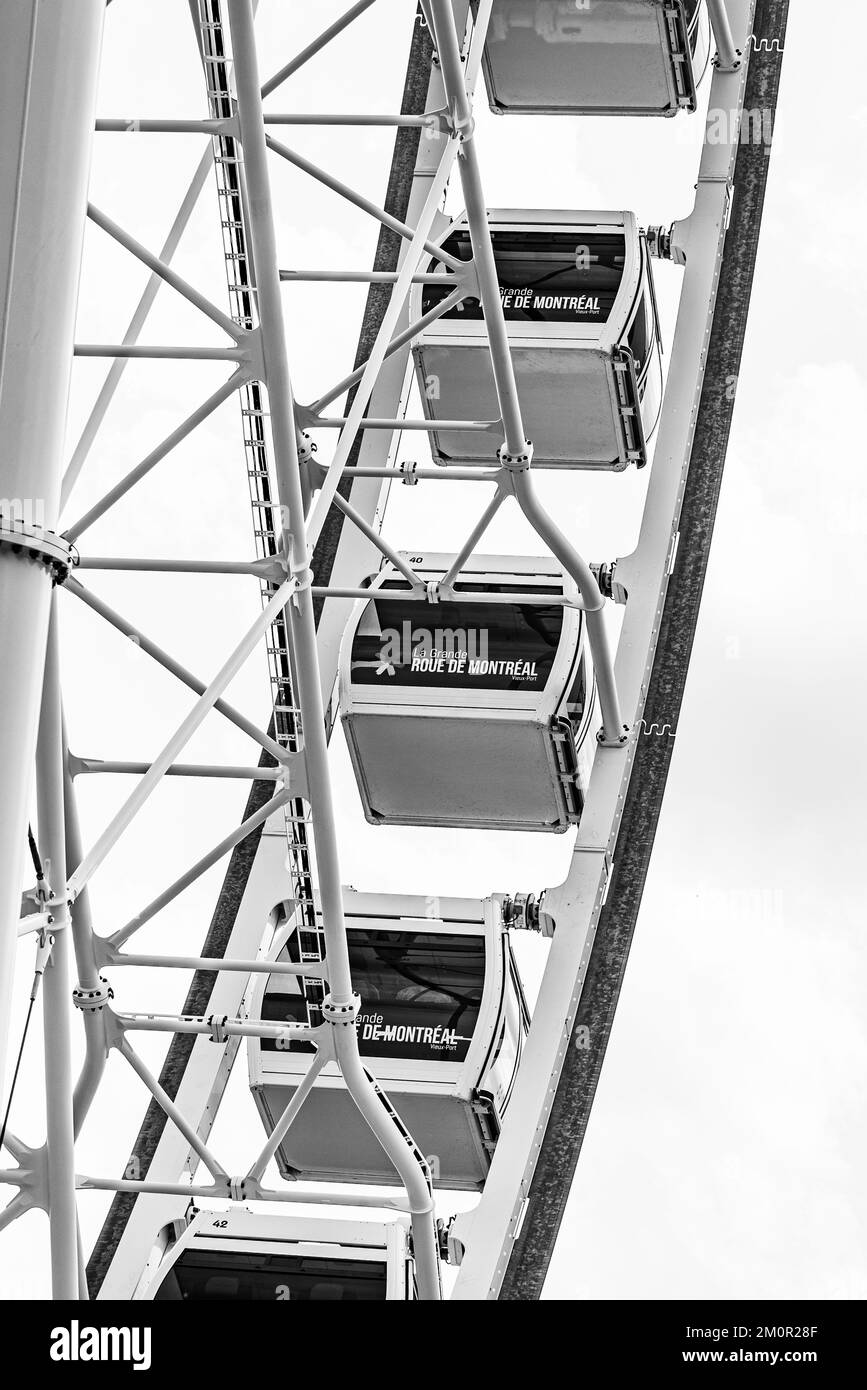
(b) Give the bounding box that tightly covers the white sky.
[2,0,866,1300]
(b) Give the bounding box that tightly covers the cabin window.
[154,1250,387,1301]
[352,930,485,1062]
[261,928,485,1062]
[423,230,626,324]
[350,582,564,692]
[261,944,319,1053]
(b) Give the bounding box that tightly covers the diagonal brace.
[64,577,285,762]
[67,576,297,898]
[88,202,243,341]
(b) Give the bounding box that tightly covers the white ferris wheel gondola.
[135,1209,415,1301]
[472,0,711,117]
[0,0,784,1305]
[412,209,663,470]
[248,890,530,1191]
[338,553,600,832]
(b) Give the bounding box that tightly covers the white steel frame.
[134,1208,414,1301]
[0,0,757,1302]
[248,892,508,1116]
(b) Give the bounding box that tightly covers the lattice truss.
[0,0,765,1300]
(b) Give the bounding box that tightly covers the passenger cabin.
[136,1209,415,1301]
[248,889,530,1191]
[473,0,710,117]
[339,553,599,831]
[412,210,663,470]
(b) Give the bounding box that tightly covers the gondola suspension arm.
[427,0,628,746]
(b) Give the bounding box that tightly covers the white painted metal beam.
[0,0,105,1141]
[452,0,757,1300]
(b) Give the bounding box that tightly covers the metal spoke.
[64,369,249,542]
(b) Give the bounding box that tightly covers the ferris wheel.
[0,0,788,1302]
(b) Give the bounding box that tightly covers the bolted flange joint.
[712,50,743,72]
[72,976,114,1012]
[597,724,631,748]
[321,992,360,1028]
[498,441,534,471]
[0,521,77,585]
[296,430,317,465]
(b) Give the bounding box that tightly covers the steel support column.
[35,607,78,1298]
[0,0,104,1103]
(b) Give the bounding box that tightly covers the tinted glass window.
[350,582,563,693]
[262,929,486,1064]
[260,965,315,1053]
[260,928,320,1054]
[154,1249,387,1301]
[423,230,625,324]
[353,930,485,1062]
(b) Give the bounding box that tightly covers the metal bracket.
[666,529,681,577]
[206,1014,231,1044]
[101,1007,128,1053]
[289,567,312,614]
[445,100,475,144]
[19,885,46,920]
[649,219,689,268]
[293,401,321,432]
[443,1207,477,1267]
[501,892,546,935]
[590,560,627,606]
[243,325,266,381]
[570,847,614,908]
[422,108,450,136]
[277,748,309,803]
[646,223,675,262]
[0,1140,49,1215]
[250,554,290,582]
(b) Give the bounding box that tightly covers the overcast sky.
[2,0,865,1300]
